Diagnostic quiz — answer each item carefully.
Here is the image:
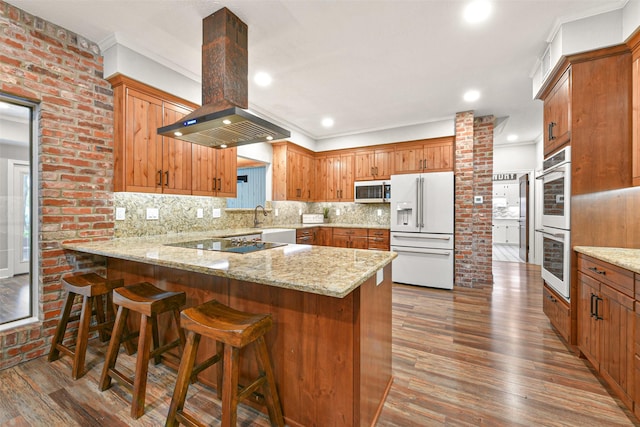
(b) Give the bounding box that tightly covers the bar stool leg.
[94,294,109,342]
[100,305,129,391]
[221,344,240,427]
[165,331,201,427]
[255,336,285,427]
[72,295,93,380]
[48,291,76,362]
[132,314,153,419]
[216,340,224,399]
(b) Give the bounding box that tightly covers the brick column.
[472,116,494,286]
[0,1,114,369]
[454,112,494,287]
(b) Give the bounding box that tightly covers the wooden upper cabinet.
[326,153,354,201]
[191,145,237,197]
[394,137,454,174]
[272,142,315,201]
[162,102,192,195]
[537,45,632,195]
[542,68,571,156]
[630,30,640,187]
[354,147,394,181]
[110,75,198,195]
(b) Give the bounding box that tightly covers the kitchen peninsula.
[63,230,395,427]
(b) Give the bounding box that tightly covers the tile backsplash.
[113,193,390,238]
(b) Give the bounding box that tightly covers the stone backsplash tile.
[114,193,390,237]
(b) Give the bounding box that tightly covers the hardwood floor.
[0,262,638,426]
[0,274,30,324]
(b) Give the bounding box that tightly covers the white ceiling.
[6,0,628,146]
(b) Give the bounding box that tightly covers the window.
[0,95,37,327]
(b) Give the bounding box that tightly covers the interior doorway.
[492,172,531,263]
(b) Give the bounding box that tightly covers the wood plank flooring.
[0,262,638,426]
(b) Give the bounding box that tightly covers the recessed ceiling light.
[463,90,480,102]
[507,134,518,142]
[254,71,272,87]
[464,0,492,23]
[266,135,274,141]
[322,117,334,128]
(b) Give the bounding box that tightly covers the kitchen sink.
[260,228,297,244]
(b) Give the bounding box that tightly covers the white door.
[9,161,30,275]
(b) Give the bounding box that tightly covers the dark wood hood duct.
[199,7,248,115]
[157,7,290,148]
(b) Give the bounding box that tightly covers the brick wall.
[0,1,114,369]
[454,111,494,287]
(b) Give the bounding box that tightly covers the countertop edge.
[62,242,396,299]
[574,246,640,275]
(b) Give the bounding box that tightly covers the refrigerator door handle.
[420,177,425,228]
[415,177,420,228]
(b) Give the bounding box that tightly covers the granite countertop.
[574,246,640,274]
[63,230,396,298]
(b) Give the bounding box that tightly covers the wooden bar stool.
[48,273,124,379]
[99,282,186,419]
[165,299,284,427]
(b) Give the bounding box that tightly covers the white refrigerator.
[390,171,454,289]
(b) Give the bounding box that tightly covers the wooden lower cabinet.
[368,229,390,250]
[315,227,333,246]
[542,284,570,343]
[296,228,316,245]
[332,228,368,249]
[577,254,635,410]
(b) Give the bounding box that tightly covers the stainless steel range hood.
[157,7,290,148]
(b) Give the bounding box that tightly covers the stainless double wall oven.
[538,147,571,299]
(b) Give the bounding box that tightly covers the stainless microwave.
[354,180,390,203]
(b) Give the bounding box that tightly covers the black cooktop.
[165,238,286,254]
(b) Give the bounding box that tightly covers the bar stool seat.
[48,273,124,379]
[100,282,186,419]
[165,299,284,427]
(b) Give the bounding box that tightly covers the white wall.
[316,119,454,152]
[623,0,640,40]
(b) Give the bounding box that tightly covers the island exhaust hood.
[158,7,290,148]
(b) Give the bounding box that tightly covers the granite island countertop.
[574,246,640,274]
[63,230,396,298]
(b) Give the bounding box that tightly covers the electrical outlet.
[336,209,341,216]
[298,208,302,215]
[115,207,126,221]
[377,209,382,217]
[197,208,203,218]
[146,208,159,220]
[274,208,279,217]
[212,208,221,218]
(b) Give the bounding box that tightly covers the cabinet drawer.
[333,228,368,238]
[296,227,316,244]
[368,229,389,239]
[578,255,634,298]
[543,284,570,343]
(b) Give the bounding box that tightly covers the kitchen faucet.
[254,204,267,228]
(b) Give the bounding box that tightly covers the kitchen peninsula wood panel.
[106,259,393,427]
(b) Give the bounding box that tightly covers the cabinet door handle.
[594,296,603,320]
[371,166,375,176]
[218,178,222,191]
[308,190,311,198]
[423,158,427,169]
[164,171,169,187]
[418,159,422,169]
[588,266,606,276]
[375,166,379,175]
[157,170,163,186]
[590,293,596,317]
[548,122,556,141]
